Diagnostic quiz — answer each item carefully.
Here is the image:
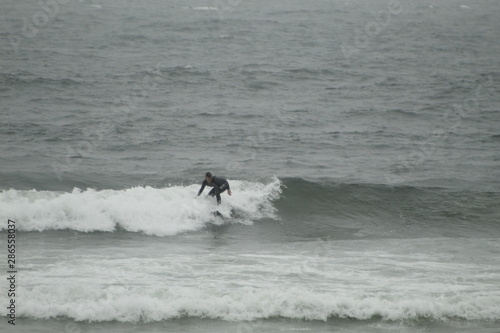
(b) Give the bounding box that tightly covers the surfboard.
[211,210,223,217]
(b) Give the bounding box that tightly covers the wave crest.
[0,177,282,236]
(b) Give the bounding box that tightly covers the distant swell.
[0,73,82,87]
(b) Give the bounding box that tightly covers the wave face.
[2,177,499,239]
[0,178,281,236]
[275,178,500,239]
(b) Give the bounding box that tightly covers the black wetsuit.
[197,176,230,205]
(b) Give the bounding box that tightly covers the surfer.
[196,172,232,205]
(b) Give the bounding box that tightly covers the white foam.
[6,237,500,323]
[12,282,500,322]
[0,177,282,236]
[3,180,499,324]
[191,6,218,11]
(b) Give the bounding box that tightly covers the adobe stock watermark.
[65,322,82,333]
[7,0,88,54]
[236,319,264,333]
[111,64,164,115]
[341,0,414,60]
[50,118,114,181]
[385,74,496,185]
[50,64,165,181]
[213,0,243,20]
[225,103,300,173]
[294,237,334,276]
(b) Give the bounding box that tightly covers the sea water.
[1,0,499,332]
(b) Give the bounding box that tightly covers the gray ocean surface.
[1,0,500,332]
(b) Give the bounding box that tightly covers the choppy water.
[1,0,499,332]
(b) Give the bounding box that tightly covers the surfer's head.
[205,172,212,181]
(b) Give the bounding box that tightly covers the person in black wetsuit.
[196,172,232,205]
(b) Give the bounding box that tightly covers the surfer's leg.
[215,184,228,205]
[215,187,221,205]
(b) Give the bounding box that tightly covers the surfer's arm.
[197,180,207,196]
[225,180,232,195]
